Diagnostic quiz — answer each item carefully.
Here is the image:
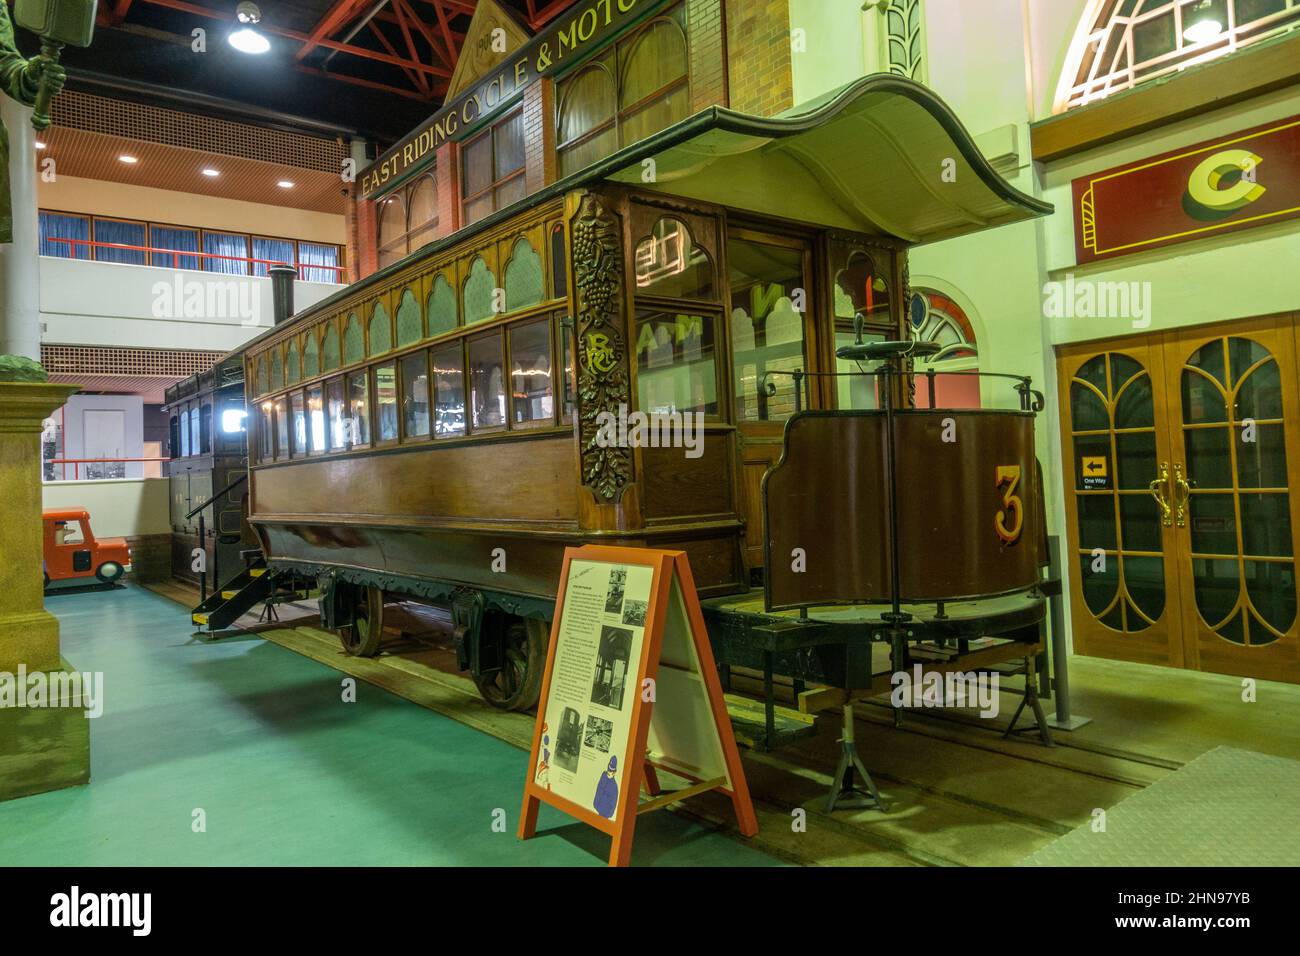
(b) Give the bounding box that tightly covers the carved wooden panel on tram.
[222,1,1052,713]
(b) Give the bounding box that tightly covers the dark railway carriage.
[234,75,1052,711]
[164,353,256,588]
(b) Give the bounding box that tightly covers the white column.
[0,95,41,361]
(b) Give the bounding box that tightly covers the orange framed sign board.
[518,545,758,866]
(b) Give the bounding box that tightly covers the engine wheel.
[95,561,124,584]
[340,585,385,657]
[473,617,548,712]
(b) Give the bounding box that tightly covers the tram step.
[221,590,238,599]
[249,568,266,578]
[192,613,209,626]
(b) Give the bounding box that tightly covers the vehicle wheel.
[95,562,124,584]
[340,585,385,657]
[473,617,549,712]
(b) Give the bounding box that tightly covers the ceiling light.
[277,180,294,188]
[119,154,138,164]
[1183,0,1224,43]
[202,168,220,177]
[34,141,46,149]
[230,2,269,54]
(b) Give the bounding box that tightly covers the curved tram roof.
[233,74,1053,356]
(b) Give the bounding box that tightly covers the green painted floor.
[0,585,778,867]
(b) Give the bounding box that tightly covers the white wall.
[42,478,171,538]
[58,394,145,479]
[40,257,344,352]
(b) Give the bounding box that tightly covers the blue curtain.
[151,225,201,270]
[38,212,91,259]
[252,237,294,277]
[94,219,147,265]
[203,231,249,275]
[299,241,341,283]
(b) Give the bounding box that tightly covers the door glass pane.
[1119,494,1160,552]
[1182,369,1228,424]
[1240,493,1293,557]
[1080,552,1119,618]
[1115,430,1156,489]
[1113,371,1153,428]
[1076,355,1107,394]
[1236,357,1282,420]
[468,332,506,431]
[1124,555,1166,627]
[1070,381,1108,431]
[510,320,553,425]
[1185,427,1232,488]
[634,310,718,416]
[1236,423,1287,487]
[401,351,430,439]
[1191,557,1239,629]
[375,363,398,442]
[1189,492,1237,555]
[1078,495,1116,550]
[432,343,466,438]
[728,238,807,422]
[1245,560,1295,640]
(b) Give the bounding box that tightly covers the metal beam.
[296,0,371,63]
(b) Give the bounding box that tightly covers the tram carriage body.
[230,76,1053,709]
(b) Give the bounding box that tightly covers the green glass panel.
[1187,339,1226,387]
[257,359,269,395]
[1185,426,1232,488]
[1077,494,1116,550]
[1227,336,1271,387]
[343,314,363,365]
[1109,353,1142,392]
[1218,608,1246,646]
[1115,430,1155,489]
[1236,423,1288,488]
[428,275,458,336]
[1182,368,1227,424]
[1119,493,1161,552]
[369,304,391,355]
[1189,493,1237,556]
[1124,599,1152,632]
[1100,603,1125,632]
[322,325,340,372]
[1080,552,1118,618]
[464,256,498,325]
[286,343,300,385]
[270,350,283,391]
[1113,372,1153,428]
[1122,554,1165,626]
[1070,381,1108,431]
[396,289,422,347]
[1236,357,1282,420]
[1076,355,1108,395]
[303,335,320,378]
[1240,493,1293,557]
[1245,560,1294,640]
[1191,557,1240,629]
[504,238,544,312]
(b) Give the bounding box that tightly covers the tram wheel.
[473,617,548,712]
[340,585,385,657]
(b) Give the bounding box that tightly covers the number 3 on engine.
[995,465,1023,544]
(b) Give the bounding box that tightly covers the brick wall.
[435,141,460,242]
[524,78,557,194]
[687,0,728,112]
[349,194,378,281]
[124,533,171,584]
[724,0,793,117]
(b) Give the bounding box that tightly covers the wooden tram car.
[220,74,1052,713]
[164,353,256,588]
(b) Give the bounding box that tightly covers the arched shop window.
[368,303,392,355]
[376,172,439,269]
[908,288,981,409]
[1057,0,1300,112]
[396,288,423,347]
[303,333,320,378]
[463,256,498,325]
[428,274,458,336]
[343,313,364,365]
[555,8,689,177]
[321,323,341,372]
[504,237,544,312]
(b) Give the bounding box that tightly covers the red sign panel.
[1073,115,1300,264]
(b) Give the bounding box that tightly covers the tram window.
[258,402,273,462]
[375,363,399,442]
[834,328,887,410]
[179,409,190,457]
[220,407,247,434]
[834,250,892,325]
[468,332,507,431]
[199,404,212,454]
[401,351,431,440]
[290,392,307,457]
[306,385,326,455]
[431,342,466,438]
[560,317,575,423]
[728,238,808,422]
[189,408,200,457]
[347,371,370,448]
[633,309,719,417]
[634,219,714,300]
[274,398,289,460]
[510,319,553,426]
[326,379,347,451]
[461,110,526,226]
[169,414,180,459]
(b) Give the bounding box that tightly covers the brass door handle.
[1149,461,1172,528]
[1173,462,1192,528]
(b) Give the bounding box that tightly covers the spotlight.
[202,168,220,177]
[119,154,138,164]
[1183,0,1224,43]
[230,2,270,54]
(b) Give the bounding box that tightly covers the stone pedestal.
[0,376,89,801]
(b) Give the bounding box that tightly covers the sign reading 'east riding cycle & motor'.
[1073,115,1300,264]
[359,0,664,199]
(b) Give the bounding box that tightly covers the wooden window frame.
[460,109,527,224]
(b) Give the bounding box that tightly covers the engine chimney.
[269,265,296,325]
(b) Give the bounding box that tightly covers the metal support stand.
[1044,536,1091,730]
[826,703,887,813]
[1001,655,1055,747]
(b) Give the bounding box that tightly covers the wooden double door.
[1058,314,1300,683]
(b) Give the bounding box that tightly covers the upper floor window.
[377,172,439,269]
[461,110,526,226]
[555,9,689,178]
[1059,0,1300,111]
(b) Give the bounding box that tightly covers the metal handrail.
[759,367,1045,414]
[47,456,172,481]
[186,473,248,520]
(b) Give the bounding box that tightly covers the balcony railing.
[42,237,345,282]
[46,456,172,481]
